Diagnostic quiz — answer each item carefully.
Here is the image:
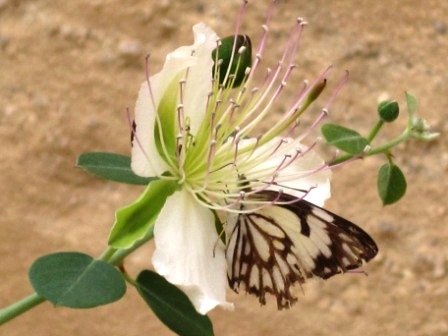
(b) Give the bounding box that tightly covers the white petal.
[277,144,331,206]
[131,23,218,177]
[131,80,171,177]
[152,190,234,314]
[183,23,218,134]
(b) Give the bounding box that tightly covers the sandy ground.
[1,0,447,335]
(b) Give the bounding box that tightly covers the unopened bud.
[378,100,399,122]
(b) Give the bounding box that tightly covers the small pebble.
[432,255,446,278]
[118,39,142,61]
[434,21,447,35]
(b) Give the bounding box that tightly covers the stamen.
[197,139,217,191]
[297,71,350,143]
[324,70,350,111]
[270,187,316,206]
[219,0,249,87]
[177,104,184,132]
[233,136,241,164]
[230,17,307,141]
[176,134,183,160]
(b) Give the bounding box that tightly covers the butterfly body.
[225,190,378,309]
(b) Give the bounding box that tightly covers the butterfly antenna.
[346,268,369,276]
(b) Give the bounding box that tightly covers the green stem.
[99,246,117,262]
[330,129,411,166]
[0,293,45,325]
[1,226,155,324]
[108,228,155,266]
[366,120,384,143]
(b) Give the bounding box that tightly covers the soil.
[1,1,447,335]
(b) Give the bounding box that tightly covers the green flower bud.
[378,100,399,122]
[212,35,252,88]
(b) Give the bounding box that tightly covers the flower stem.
[99,246,117,261]
[0,228,154,324]
[108,228,155,266]
[330,129,411,166]
[366,120,384,143]
[0,293,45,325]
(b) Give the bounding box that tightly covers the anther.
[214,124,222,139]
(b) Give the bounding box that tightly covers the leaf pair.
[29,253,213,336]
[75,153,214,334]
[321,123,407,205]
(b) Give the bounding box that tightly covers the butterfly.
[225,189,378,309]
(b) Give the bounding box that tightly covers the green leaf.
[109,179,178,249]
[377,162,407,205]
[136,270,214,336]
[321,123,369,154]
[76,152,156,185]
[212,35,252,88]
[29,252,126,308]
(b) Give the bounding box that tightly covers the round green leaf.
[136,270,214,336]
[377,163,407,205]
[29,252,126,308]
[76,152,157,185]
[321,123,369,154]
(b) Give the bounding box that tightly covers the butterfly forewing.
[225,190,378,309]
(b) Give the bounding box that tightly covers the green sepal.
[321,123,369,154]
[405,91,418,121]
[136,270,214,336]
[212,35,252,88]
[109,179,178,249]
[76,152,157,185]
[29,252,126,308]
[377,162,407,205]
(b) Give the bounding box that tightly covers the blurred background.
[1,0,447,335]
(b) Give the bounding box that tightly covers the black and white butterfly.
[225,190,378,309]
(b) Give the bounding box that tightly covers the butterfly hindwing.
[225,190,378,309]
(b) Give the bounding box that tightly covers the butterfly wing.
[225,190,378,309]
